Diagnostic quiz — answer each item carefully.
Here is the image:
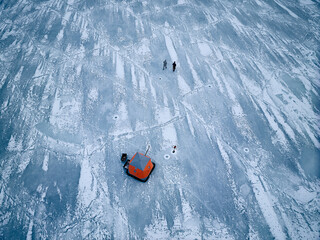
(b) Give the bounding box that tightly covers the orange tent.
[125,152,155,182]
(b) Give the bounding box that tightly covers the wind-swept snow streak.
[247,168,287,240]
[164,35,178,62]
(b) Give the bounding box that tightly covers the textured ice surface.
[0,0,319,239]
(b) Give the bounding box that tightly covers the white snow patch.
[248,169,287,240]
[223,79,237,102]
[299,0,314,4]
[1,98,9,113]
[88,88,98,102]
[131,65,138,89]
[186,55,202,87]
[111,101,132,136]
[63,10,72,24]
[241,74,262,97]
[163,93,168,106]
[178,0,186,4]
[172,189,201,239]
[14,66,24,82]
[210,67,224,93]
[92,42,100,56]
[177,75,191,95]
[294,187,317,204]
[274,0,299,19]
[77,157,97,207]
[137,38,151,57]
[57,28,64,41]
[145,215,170,239]
[26,218,34,240]
[138,73,146,92]
[230,14,243,27]
[303,122,320,149]
[0,188,5,205]
[198,42,212,56]
[156,107,171,124]
[113,205,129,239]
[135,120,145,131]
[181,196,193,223]
[149,78,157,100]
[214,48,224,61]
[232,104,245,117]
[33,64,43,78]
[50,93,81,132]
[81,28,89,41]
[156,106,177,148]
[7,135,23,152]
[217,138,245,213]
[51,91,60,117]
[270,107,296,143]
[57,185,62,201]
[17,156,31,173]
[76,65,82,76]
[203,217,235,239]
[259,100,289,148]
[80,21,89,41]
[186,112,195,137]
[42,152,49,171]
[162,123,177,149]
[164,35,178,62]
[116,53,125,80]
[0,73,8,89]
[248,225,260,240]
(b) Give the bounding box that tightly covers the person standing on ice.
[172,61,176,72]
[163,59,167,70]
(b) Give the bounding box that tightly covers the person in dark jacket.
[172,61,176,72]
[163,60,167,70]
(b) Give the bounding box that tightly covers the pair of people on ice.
[163,60,176,72]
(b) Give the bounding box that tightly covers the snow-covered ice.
[0,0,319,239]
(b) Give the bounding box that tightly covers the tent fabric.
[130,153,150,170]
[127,152,154,181]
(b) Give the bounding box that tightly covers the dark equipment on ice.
[121,153,127,162]
[172,61,176,72]
[123,152,155,182]
[172,145,176,153]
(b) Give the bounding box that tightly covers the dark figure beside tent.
[172,61,176,72]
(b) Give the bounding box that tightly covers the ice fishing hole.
[244,148,249,153]
[113,115,119,120]
[208,85,212,88]
[164,154,170,159]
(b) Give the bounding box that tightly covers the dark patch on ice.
[300,144,320,178]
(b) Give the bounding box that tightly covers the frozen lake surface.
[0,0,319,239]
